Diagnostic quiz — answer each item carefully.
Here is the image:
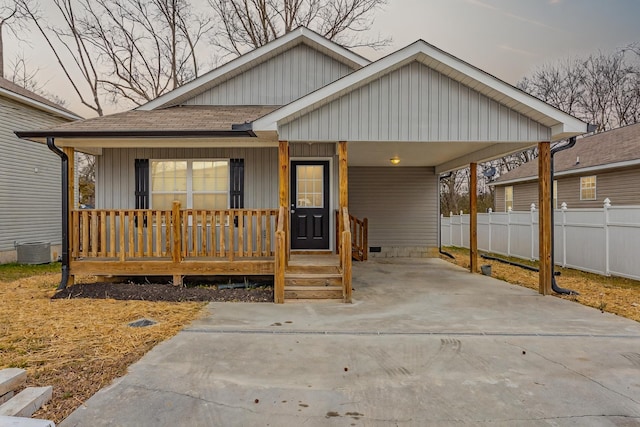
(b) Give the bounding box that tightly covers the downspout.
[549,137,578,295]
[47,137,70,290]
[438,173,455,259]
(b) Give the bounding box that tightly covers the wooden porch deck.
[66,206,364,303]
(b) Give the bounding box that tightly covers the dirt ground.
[441,246,640,322]
[53,281,274,302]
[0,272,271,423]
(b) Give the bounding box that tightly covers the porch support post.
[469,162,478,273]
[538,141,552,295]
[63,146,75,286]
[278,140,289,263]
[338,141,348,241]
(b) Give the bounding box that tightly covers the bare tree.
[518,50,640,133]
[0,0,33,78]
[208,0,389,57]
[16,0,211,113]
[80,0,211,106]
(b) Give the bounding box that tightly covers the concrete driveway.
[61,258,640,426]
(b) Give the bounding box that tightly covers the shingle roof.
[0,77,80,119]
[493,122,640,185]
[43,105,279,133]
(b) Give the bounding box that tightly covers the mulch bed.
[52,282,274,302]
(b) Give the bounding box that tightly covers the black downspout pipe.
[47,137,70,290]
[550,137,578,295]
[438,172,455,259]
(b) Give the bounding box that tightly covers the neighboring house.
[17,27,587,301]
[492,123,640,212]
[0,78,81,263]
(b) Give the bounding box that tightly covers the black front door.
[290,160,330,250]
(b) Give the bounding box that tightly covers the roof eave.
[15,129,256,139]
[1,87,82,121]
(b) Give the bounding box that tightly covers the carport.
[252,39,589,296]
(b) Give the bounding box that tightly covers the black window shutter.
[230,159,244,209]
[135,159,149,209]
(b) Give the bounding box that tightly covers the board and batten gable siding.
[0,96,69,254]
[183,44,353,106]
[279,61,552,142]
[96,144,339,210]
[349,167,438,254]
[494,166,640,212]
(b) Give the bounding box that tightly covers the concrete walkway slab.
[61,259,640,426]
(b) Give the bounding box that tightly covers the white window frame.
[580,176,597,201]
[150,159,230,210]
[553,180,558,209]
[505,186,513,211]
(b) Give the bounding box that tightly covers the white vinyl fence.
[441,200,640,281]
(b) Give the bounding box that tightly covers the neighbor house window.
[553,180,558,209]
[505,186,513,211]
[150,160,229,210]
[580,176,596,200]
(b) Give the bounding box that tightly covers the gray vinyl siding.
[558,167,640,208]
[494,166,640,211]
[97,147,278,209]
[279,61,551,142]
[96,144,339,210]
[183,44,353,106]
[349,167,438,248]
[0,96,70,252]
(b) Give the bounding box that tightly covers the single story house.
[0,77,81,263]
[17,27,588,301]
[493,122,640,212]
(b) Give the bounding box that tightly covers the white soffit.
[137,27,370,111]
[253,40,588,141]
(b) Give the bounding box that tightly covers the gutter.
[16,129,256,139]
[438,173,455,259]
[549,137,578,295]
[46,137,70,290]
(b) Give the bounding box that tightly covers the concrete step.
[0,415,55,427]
[0,387,53,418]
[284,285,343,300]
[285,273,342,287]
[0,369,26,398]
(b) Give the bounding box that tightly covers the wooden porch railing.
[340,207,353,303]
[274,206,286,304]
[71,205,279,261]
[335,210,368,261]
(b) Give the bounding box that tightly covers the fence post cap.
[603,198,611,207]
[507,206,512,212]
[488,208,492,213]
[460,210,464,215]
[561,202,568,210]
[450,211,453,217]
[530,203,536,211]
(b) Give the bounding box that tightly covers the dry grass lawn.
[442,246,640,322]
[0,268,205,423]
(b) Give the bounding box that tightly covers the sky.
[5,0,640,117]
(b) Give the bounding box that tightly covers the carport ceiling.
[344,140,535,168]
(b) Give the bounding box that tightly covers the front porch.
[67,204,363,303]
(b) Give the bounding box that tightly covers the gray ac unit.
[17,242,51,264]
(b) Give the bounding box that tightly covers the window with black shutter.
[134,159,149,209]
[230,158,244,209]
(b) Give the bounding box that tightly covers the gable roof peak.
[137,26,370,111]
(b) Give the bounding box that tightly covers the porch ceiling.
[345,140,534,171]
